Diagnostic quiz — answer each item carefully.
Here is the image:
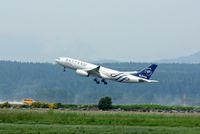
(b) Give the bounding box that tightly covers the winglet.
[97,65,101,71]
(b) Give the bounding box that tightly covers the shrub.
[48,103,58,109]
[55,103,64,109]
[1,102,11,108]
[98,96,112,110]
[31,102,48,108]
[63,104,78,109]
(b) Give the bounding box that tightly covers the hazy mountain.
[157,51,200,64]
[92,59,120,64]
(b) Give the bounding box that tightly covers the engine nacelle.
[76,69,89,77]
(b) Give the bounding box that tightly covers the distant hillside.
[0,61,200,105]
[92,59,120,64]
[158,51,200,63]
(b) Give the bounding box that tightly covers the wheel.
[94,78,100,84]
[101,79,108,85]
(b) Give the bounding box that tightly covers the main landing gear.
[101,79,108,85]
[94,78,100,84]
[94,78,108,85]
[63,67,66,72]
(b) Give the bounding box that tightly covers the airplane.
[56,57,158,85]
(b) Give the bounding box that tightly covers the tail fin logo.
[144,68,153,77]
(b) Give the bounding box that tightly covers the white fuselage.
[56,57,157,83]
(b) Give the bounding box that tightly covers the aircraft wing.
[84,66,101,76]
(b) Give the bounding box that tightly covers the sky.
[0,0,200,63]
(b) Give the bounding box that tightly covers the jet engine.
[76,69,89,77]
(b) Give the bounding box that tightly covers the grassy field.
[0,109,200,134]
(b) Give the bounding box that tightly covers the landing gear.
[94,78,100,84]
[94,78,108,85]
[63,67,66,72]
[101,79,108,85]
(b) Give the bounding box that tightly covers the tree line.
[0,61,200,105]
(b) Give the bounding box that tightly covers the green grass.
[0,109,200,127]
[0,124,200,134]
[0,109,200,133]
